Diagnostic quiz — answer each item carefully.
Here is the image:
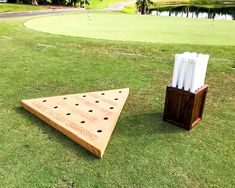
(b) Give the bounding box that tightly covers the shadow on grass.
[15,106,185,159]
[117,111,185,137]
[14,106,98,161]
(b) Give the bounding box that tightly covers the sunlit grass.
[0,15,234,187]
[0,3,45,13]
[24,12,235,46]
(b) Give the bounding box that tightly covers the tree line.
[136,0,235,14]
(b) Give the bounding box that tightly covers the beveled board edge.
[21,100,102,158]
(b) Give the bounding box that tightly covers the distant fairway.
[25,13,235,45]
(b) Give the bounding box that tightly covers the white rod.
[189,58,198,93]
[182,52,192,90]
[172,54,182,87]
[196,54,203,89]
[178,56,187,89]
[171,52,208,93]
[183,57,189,90]
[184,58,193,91]
[200,54,209,87]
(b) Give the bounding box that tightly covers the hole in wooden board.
[115,98,118,100]
[110,107,114,109]
[43,100,47,102]
[88,110,93,112]
[54,106,58,109]
[81,121,85,123]
[75,103,79,106]
[101,93,105,95]
[83,95,86,97]
[95,101,99,103]
[97,130,102,133]
[118,91,122,93]
[66,113,71,115]
[104,117,108,120]
[63,97,67,100]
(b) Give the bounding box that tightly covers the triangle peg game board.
[21,88,129,158]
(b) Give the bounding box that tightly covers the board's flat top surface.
[21,88,129,157]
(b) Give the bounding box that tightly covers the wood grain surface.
[21,88,129,158]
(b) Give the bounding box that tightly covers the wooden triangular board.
[21,88,129,158]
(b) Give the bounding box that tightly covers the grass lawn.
[0,1,128,12]
[122,4,136,14]
[25,12,235,46]
[0,3,46,13]
[0,14,235,187]
[89,0,128,9]
[152,0,189,3]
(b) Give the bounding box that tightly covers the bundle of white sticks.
[171,52,209,93]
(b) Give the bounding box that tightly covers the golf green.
[24,13,235,46]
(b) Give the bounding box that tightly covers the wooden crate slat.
[163,85,208,130]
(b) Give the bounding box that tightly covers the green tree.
[136,0,153,14]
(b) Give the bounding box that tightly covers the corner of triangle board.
[21,88,129,158]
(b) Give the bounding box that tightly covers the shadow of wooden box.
[163,85,208,130]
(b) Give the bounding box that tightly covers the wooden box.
[163,85,208,130]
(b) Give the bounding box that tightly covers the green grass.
[24,12,235,46]
[88,0,127,9]
[0,14,235,187]
[121,4,136,14]
[152,0,189,3]
[0,1,125,12]
[0,3,46,13]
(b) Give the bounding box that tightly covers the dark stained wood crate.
[163,85,208,130]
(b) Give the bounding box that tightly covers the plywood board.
[21,88,129,158]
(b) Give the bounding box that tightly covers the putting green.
[24,13,235,45]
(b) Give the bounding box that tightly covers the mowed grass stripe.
[24,13,235,46]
